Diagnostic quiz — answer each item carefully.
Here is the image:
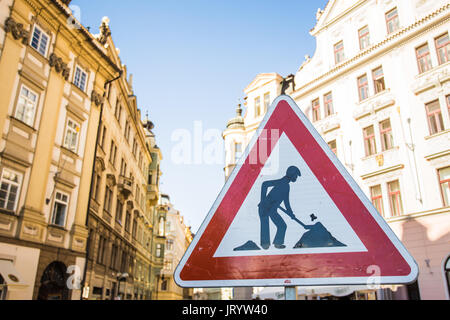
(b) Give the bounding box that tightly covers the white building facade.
[223,0,450,300]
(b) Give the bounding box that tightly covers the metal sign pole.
[285,286,297,300]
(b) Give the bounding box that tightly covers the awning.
[0,260,28,290]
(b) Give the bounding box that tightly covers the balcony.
[147,184,158,200]
[118,175,133,199]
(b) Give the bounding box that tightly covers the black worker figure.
[257,166,301,249]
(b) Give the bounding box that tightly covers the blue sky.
[71,0,329,232]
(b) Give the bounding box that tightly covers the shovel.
[278,206,313,230]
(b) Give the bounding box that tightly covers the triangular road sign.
[175,95,418,287]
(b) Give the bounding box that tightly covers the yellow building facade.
[0,0,120,299]
[0,0,163,300]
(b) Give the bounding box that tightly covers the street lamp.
[115,272,129,300]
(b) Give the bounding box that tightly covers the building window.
[328,140,337,155]
[438,167,450,206]
[109,141,117,166]
[92,173,101,202]
[125,210,131,233]
[161,279,168,291]
[124,120,131,142]
[156,243,162,258]
[255,97,261,117]
[115,200,123,224]
[425,100,444,135]
[97,235,107,265]
[358,26,370,50]
[110,244,118,270]
[334,41,344,64]
[73,66,87,92]
[323,92,334,117]
[114,100,122,123]
[388,180,403,217]
[370,185,384,217]
[63,118,80,152]
[104,186,113,213]
[357,74,369,101]
[0,168,22,212]
[363,125,377,156]
[132,217,137,239]
[120,158,127,177]
[264,92,270,112]
[312,98,320,122]
[15,85,38,126]
[416,43,432,74]
[435,33,450,65]
[372,66,385,94]
[99,125,107,149]
[447,95,450,116]
[385,7,400,34]
[30,24,49,56]
[379,119,394,151]
[50,191,69,227]
[234,143,242,163]
[120,252,128,273]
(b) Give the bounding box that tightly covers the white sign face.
[213,133,367,258]
[175,95,418,288]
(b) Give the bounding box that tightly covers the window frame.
[0,168,23,212]
[334,40,345,64]
[357,74,369,101]
[327,140,337,155]
[363,125,377,156]
[234,142,242,163]
[370,184,384,217]
[15,84,39,127]
[385,7,400,34]
[323,92,334,117]
[379,118,394,151]
[264,92,270,113]
[30,24,50,57]
[255,96,261,117]
[50,190,70,227]
[372,66,385,94]
[387,180,403,217]
[63,118,81,153]
[416,43,433,74]
[435,33,450,65]
[358,25,370,50]
[312,98,321,122]
[425,100,445,135]
[73,65,88,92]
[437,166,450,207]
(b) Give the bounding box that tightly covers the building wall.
[83,17,162,300]
[0,0,118,300]
[158,195,193,300]
[223,0,450,300]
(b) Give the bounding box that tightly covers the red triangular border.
[176,96,417,286]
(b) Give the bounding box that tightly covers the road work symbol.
[233,166,346,251]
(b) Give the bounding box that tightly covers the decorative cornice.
[360,164,404,180]
[294,4,450,98]
[49,53,70,81]
[4,17,29,45]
